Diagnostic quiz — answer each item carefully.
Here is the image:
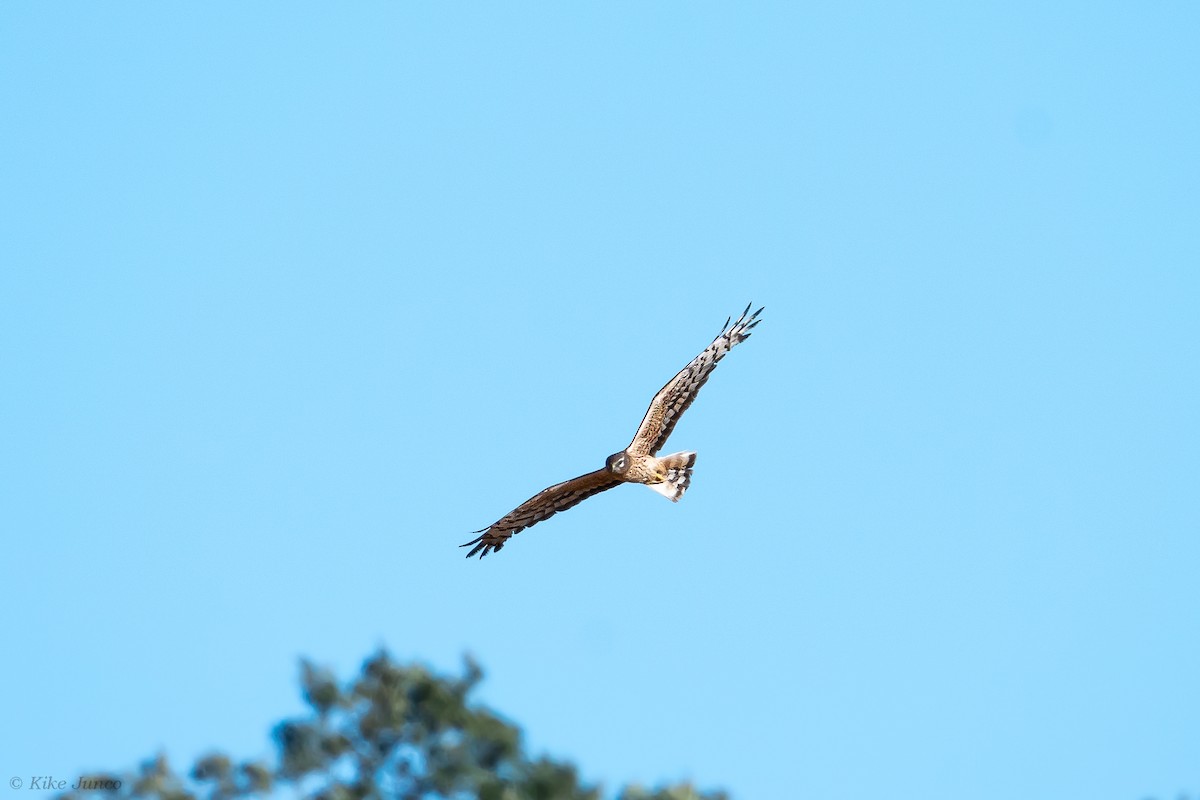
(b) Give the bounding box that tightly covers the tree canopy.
[59,651,727,800]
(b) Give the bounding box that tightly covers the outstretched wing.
[627,303,763,457]
[461,468,622,558]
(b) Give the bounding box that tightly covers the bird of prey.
[462,303,764,559]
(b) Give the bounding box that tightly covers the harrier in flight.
[462,303,764,558]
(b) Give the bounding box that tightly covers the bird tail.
[647,451,696,502]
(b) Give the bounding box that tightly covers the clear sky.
[2,3,1197,799]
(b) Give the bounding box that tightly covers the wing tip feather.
[726,302,763,335]
[461,530,495,559]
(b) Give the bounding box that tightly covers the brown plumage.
[462,303,763,559]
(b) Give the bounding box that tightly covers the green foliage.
[58,651,727,800]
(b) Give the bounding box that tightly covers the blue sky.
[2,3,1198,799]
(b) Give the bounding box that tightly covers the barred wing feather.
[461,469,622,558]
[627,303,763,457]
